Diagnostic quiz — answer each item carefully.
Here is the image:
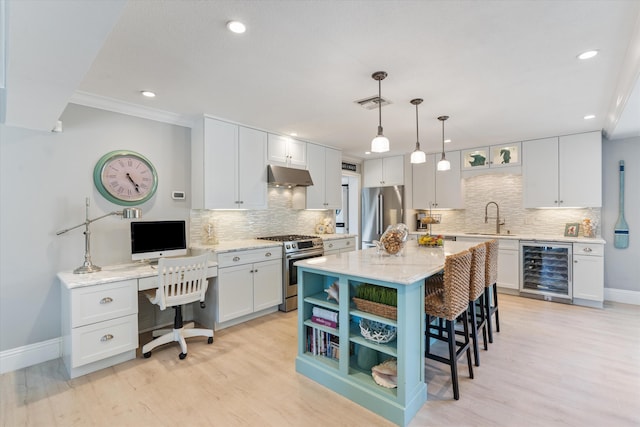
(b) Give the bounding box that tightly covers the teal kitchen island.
[295,241,476,426]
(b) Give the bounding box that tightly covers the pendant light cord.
[416,103,420,145]
[378,79,382,132]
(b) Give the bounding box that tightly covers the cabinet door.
[287,138,307,169]
[363,158,383,187]
[253,259,283,311]
[558,131,601,207]
[522,137,559,208]
[382,156,404,186]
[573,255,604,302]
[217,265,254,322]
[238,126,268,210]
[306,143,326,209]
[411,155,436,209]
[435,150,463,209]
[267,133,289,166]
[497,249,519,290]
[203,118,239,209]
[323,147,342,209]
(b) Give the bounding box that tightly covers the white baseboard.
[0,338,61,374]
[604,288,640,305]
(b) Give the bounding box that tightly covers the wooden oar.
[614,160,629,249]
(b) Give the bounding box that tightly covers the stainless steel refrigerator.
[361,185,404,248]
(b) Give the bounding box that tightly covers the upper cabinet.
[462,142,521,170]
[522,131,601,208]
[411,151,464,209]
[305,143,342,210]
[267,134,307,169]
[363,156,404,187]
[192,117,268,210]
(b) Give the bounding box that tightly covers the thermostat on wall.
[172,190,186,200]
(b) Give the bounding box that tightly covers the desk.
[58,261,218,379]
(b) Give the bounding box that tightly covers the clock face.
[93,151,158,206]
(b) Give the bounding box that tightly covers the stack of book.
[306,327,340,360]
[311,306,338,328]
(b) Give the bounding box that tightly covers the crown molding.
[69,91,195,128]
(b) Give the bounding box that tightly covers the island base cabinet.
[296,268,426,427]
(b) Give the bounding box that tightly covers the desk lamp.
[56,197,142,274]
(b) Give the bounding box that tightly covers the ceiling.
[3,0,640,160]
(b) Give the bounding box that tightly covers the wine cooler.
[520,241,572,302]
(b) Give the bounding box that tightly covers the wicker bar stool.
[484,239,500,343]
[467,243,488,366]
[424,249,474,400]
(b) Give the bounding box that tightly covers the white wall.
[0,104,191,351]
[602,136,639,292]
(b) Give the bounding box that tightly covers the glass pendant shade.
[370,71,390,153]
[409,98,426,164]
[371,134,390,153]
[437,115,451,171]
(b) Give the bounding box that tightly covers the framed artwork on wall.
[564,223,580,237]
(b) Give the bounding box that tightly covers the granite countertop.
[191,239,282,255]
[408,231,606,244]
[295,240,476,285]
[314,233,358,241]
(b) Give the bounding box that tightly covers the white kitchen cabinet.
[214,248,282,327]
[192,117,268,210]
[306,143,342,209]
[267,133,307,169]
[363,156,404,187]
[572,242,604,308]
[323,236,356,255]
[60,278,138,378]
[497,239,519,290]
[411,151,463,209]
[461,142,521,170]
[523,131,601,208]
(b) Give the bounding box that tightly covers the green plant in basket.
[355,283,397,307]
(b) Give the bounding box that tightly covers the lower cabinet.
[572,242,604,308]
[214,247,283,327]
[497,239,519,290]
[61,278,138,379]
[323,236,356,255]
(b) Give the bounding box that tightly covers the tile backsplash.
[190,187,334,244]
[424,173,601,237]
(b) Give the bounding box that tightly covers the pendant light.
[409,98,426,164]
[437,115,451,171]
[370,71,390,153]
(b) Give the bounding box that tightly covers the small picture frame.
[564,223,580,237]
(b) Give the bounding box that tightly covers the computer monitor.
[130,220,188,262]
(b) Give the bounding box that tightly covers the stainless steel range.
[257,234,324,312]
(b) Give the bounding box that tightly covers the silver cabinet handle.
[233,256,240,262]
[100,334,114,342]
[265,252,272,257]
[583,247,593,253]
[100,297,113,304]
[345,241,351,245]
[328,243,334,248]
[574,260,578,263]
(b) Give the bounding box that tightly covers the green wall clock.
[93,150,158,206]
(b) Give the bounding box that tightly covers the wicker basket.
[352,297,397,320]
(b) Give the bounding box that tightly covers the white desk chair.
[142,253,214,359]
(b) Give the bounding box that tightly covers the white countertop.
[409,231,606,244]
[314,233,358,241]
[191,239,282,254]
[295,240,477,286]
[58,260,219,289]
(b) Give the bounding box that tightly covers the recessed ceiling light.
[290,132,298,137]
[578,50,598,60]
[584,114,596,120]
[141,91,156,98]
[365,151,371,155]
[227,21,246,34]
[444,139,451,144]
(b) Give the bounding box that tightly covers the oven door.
[281,249,324,312]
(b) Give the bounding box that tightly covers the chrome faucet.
[485,201,505,234]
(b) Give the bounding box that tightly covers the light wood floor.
[2,294,639,427]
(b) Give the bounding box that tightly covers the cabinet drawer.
[71,280,137,328]
[217,248,281,267]
[498,239,519,250]
[324,238,355,252]
[573,243,603,257]
[71,314,138,368]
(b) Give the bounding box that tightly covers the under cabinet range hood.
[267,165,314,187]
